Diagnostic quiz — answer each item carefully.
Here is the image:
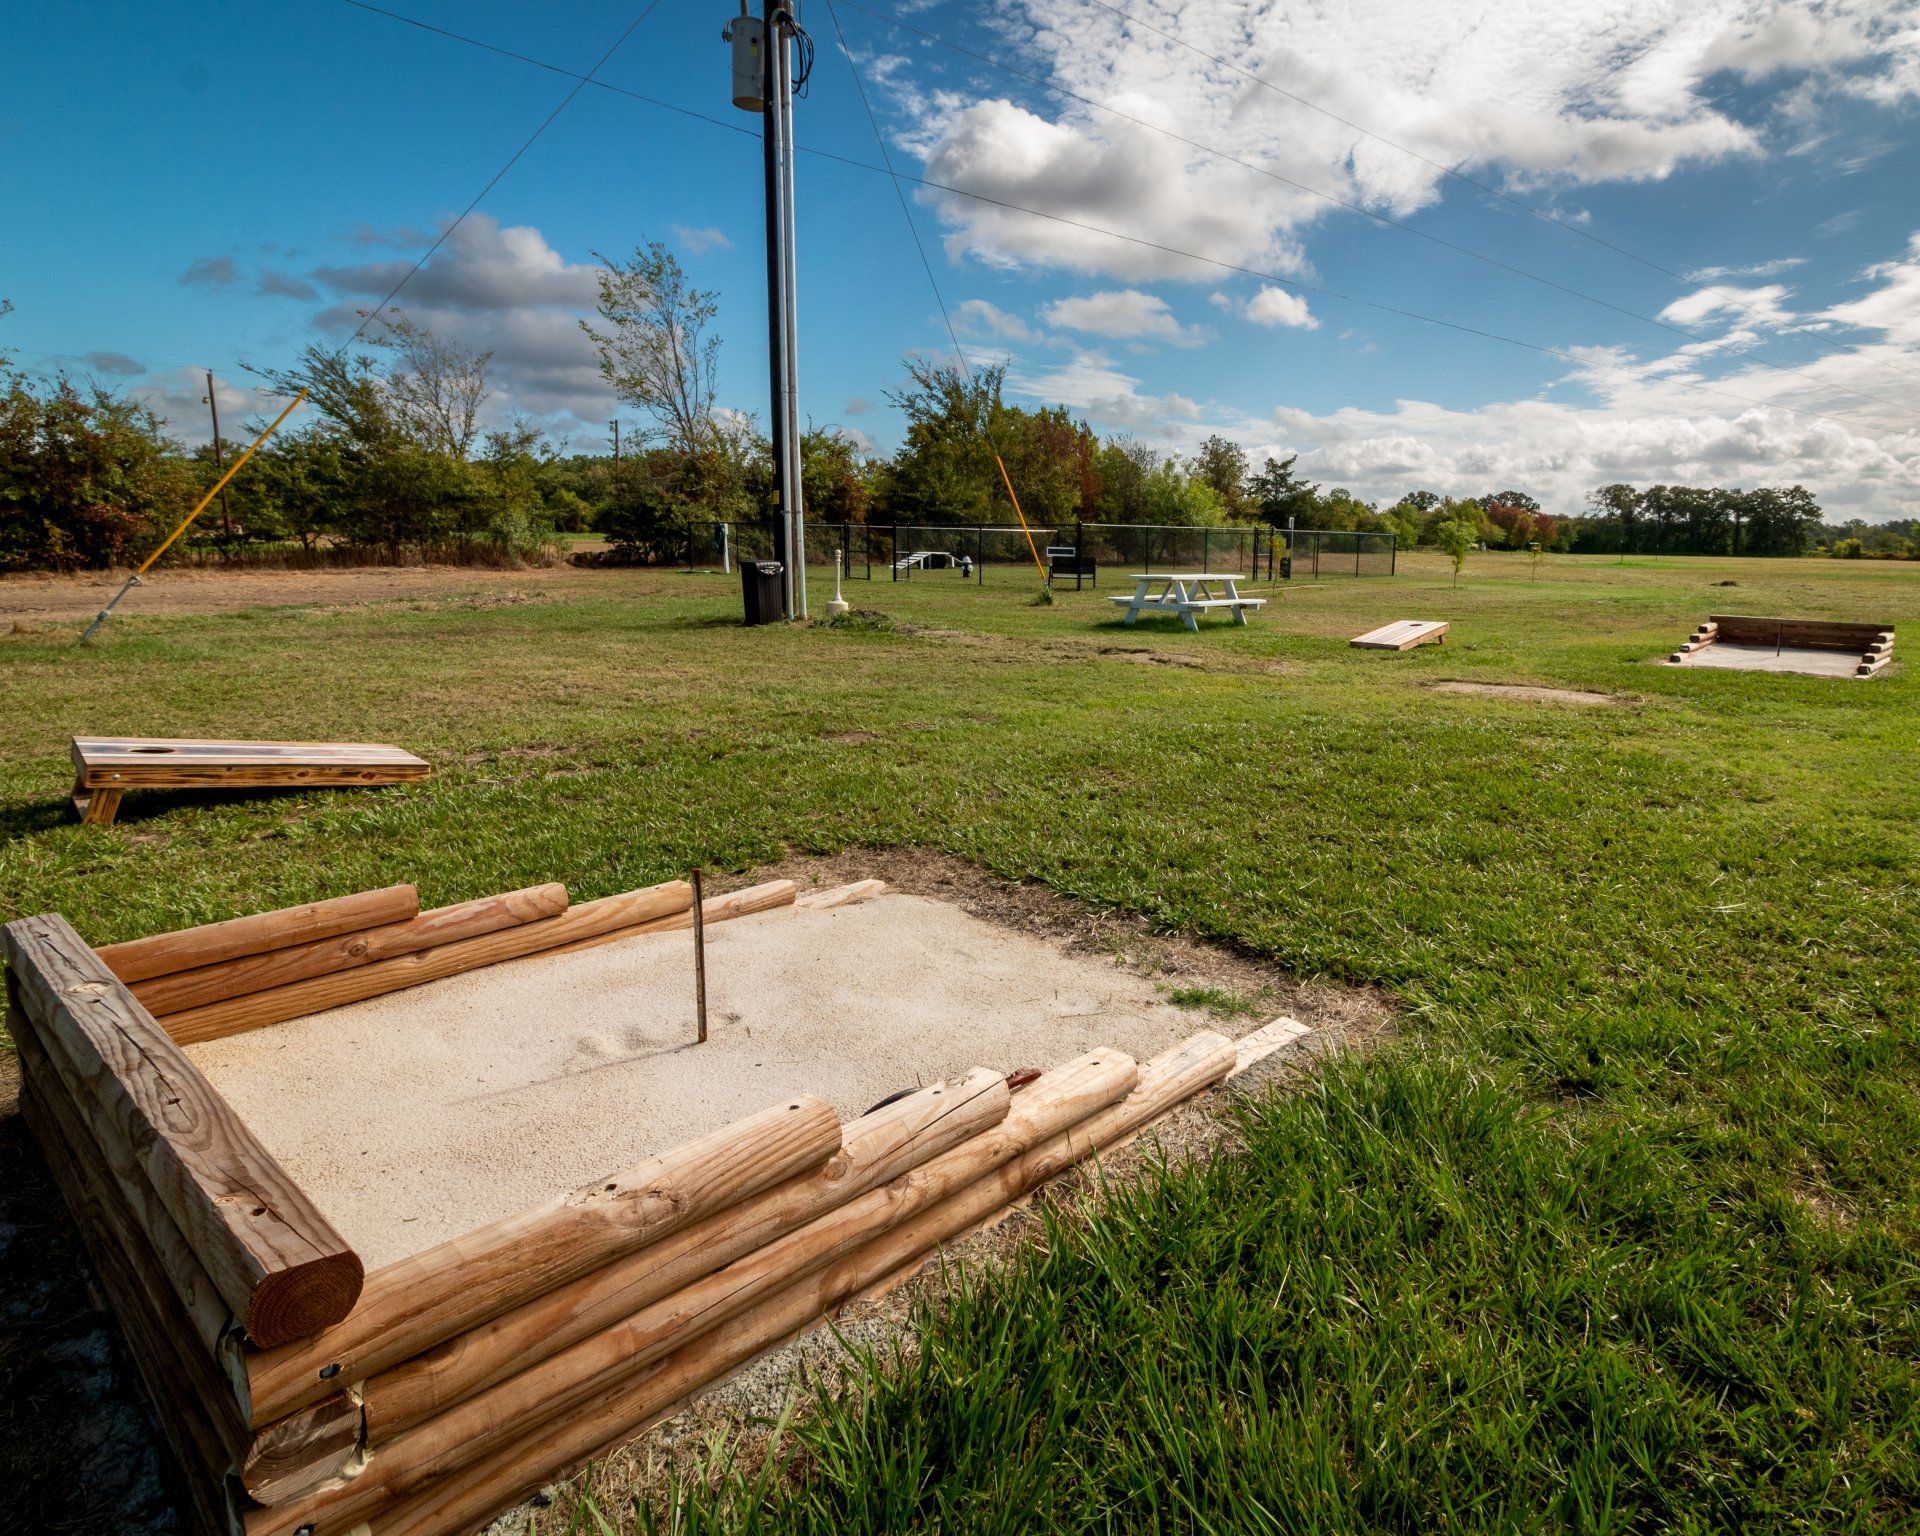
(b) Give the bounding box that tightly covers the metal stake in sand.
[690,867,709,1044]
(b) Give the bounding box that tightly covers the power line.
[833,0,1920,423]
[335,0,664,351]
[820,0,1047,572]
[1059,0,1920,389]
[326,0,1919,445]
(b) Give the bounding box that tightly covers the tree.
[0,368,193,572]
[1089,435,1159,523]
[1735,485,1821,556]
[1484,488,1540,513]
[1433,517,1474,587]
[801,425,875,525]
[1588,483,1642,554]
[583,242,722,461]
[1246,454,1318,528]
[1139,457,1228,524]
[1384,498,1421,548]
[379,313,492,458]
[1191,434,1249,521]
[1400,489,1442,513]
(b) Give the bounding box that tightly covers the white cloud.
[1000,234,1920,522]
[1244,286,1318,330]
[1819,232,1920,347]
[132,369,286,448]
[672,224,734,254]
[900,0,1920,283]
[313,214,599,317]
[1657,283,1796,328]
[1009,348,1201,438]
[308,214,612,435]
[954,297,1039,342]
[1042,289,1207,345]
[1688,256,1809,280]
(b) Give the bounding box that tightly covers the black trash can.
[741,560,784,625]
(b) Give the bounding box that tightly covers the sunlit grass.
[2,548,1916,1530]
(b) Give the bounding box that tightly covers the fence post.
[1202,529,1210,574]
[891,523,899,582]
[978,525,985,585]
[1076,519,1084,590]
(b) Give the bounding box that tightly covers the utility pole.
[204,371,232,541]
[727,0,806,618]
[610,419,620,467]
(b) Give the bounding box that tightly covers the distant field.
[2,548,1916,1532]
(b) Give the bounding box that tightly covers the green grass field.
[3,550,1917,1532]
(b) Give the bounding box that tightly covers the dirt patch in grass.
[1428,680,1619,706]
[0,563,629,625]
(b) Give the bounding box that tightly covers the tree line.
[0,256,1885,574]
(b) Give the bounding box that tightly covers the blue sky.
[3,0,1918,519]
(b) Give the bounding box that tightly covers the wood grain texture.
[255,1054,1137,1536]
[134,884,569,1016]
[793,879,888,909]
[96,886,421,985]
[17,1080,245,1536]
[362,1067,1010,1439]
[19,1058,365,1510]
[335,1034,1236,1536]
[157,880,694,1045]
[10,993,240,1363]
[73,782,124,825]
[1351,619,1448,650]
[4,914,364,1347]
[72,735,430,788]
[1709,614,1894,649]
[538,878,795,959]
[242,1093,842,1429]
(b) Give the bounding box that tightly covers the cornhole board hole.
[1666,615,1894,679]
[4,870,1310,1536]
[1352,619,1448,651]
[70,736,431,826]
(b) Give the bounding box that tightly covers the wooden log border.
[5,872,1313,1536]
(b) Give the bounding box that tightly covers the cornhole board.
[1352,620,1448,651]
[70,736,431,826]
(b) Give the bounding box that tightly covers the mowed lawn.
[3,550,1918,1532]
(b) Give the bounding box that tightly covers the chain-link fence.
[672,520,1394,582]
[1286,528,1398,578]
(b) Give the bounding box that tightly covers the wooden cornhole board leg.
[72,777,123,827]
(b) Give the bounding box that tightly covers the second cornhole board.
[71,736,430,826]
[1352,620,1448,651]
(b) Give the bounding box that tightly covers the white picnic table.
[1107,572,1267,632]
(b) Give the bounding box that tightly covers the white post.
[720,522,731,574]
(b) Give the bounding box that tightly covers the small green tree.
[1434,517,1474,587]
[1527,539,1544,579]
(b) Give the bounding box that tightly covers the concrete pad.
[1670,644,1863,678]
[187,893,1221,1270]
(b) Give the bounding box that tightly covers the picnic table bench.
[1107,573,1265,632]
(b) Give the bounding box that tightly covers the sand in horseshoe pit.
[186,893,1221,1270]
